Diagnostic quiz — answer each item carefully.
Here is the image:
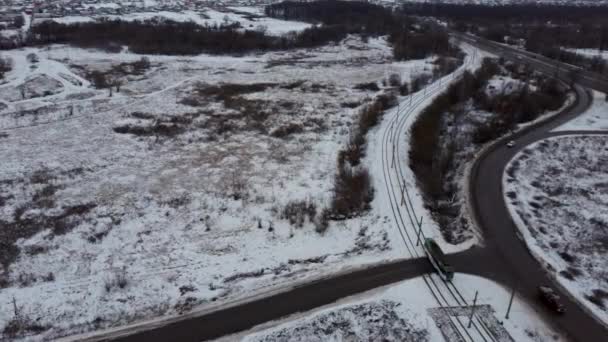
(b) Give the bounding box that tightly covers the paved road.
[85,259,433,342]
[453,32,608,93]
[467,82,608,342]
[79,37,608,342]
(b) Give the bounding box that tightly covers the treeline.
[330,93,397,220]
[409,64,493,201]
[23,1,461,60]
[28,19,349,55]
[410,58,566,200]
[401,3,608,23]
[266,0,460,61]
[403,2,608,74]
[266,0,400,35]
[409,58,567,242]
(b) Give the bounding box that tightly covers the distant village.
[0,0,275,28]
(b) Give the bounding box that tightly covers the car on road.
[538,286,566,314]
[506,140,515,148]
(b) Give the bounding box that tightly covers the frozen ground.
[555,90,608,131]
[218,274,563,342]
[0,36,458,340]
[504,135,608,325]
[564,48,608,61]
[34,6,311,36]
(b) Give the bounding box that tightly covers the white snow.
[564,48,608,60]
[219,274,563,342]
[504,135,608,326]
[0,36,457,341]
[555,90,608,131]
[32,7,312,36]
[367,44,494,255]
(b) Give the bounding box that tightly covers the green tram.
[424,238,455,281]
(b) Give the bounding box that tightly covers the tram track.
[380,45,498,342]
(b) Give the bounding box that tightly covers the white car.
[507,140,515,148]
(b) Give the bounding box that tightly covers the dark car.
[539,286,566,314]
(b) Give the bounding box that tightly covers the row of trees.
[266,0,459,61]
[403,2,608,74]
[27,19,350,55]
[20,1,460,61]
[401,3,608,23]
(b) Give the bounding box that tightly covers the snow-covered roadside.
[217,274,563,342]
[555,90,608,131]
[366,43,494,255]
[503,135,608,326]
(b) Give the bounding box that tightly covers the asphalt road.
[468,82,608,342]
[79,36,608,342]
[453,32,608,93]
[86,259,433,342]
[461,33,608,340]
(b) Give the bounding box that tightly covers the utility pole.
[505,287,515,319]
[468,291,478,328]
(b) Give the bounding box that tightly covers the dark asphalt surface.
[91,259,433,342]
[83,35,608,342]
[464,34,608,342]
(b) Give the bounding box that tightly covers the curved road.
[466,83,608,342]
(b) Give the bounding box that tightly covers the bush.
[280,200,317,228]
[330,167,373,219]
[270,123,304,138]
[354,82,380,92]
[0,56,12,79]
[388,73,402,87]
[104,268,128,292]
[314,209,331,234]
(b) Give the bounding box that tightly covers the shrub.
[388,73,402,87]
[354,82,380,91]
[104,267,128,292]
[271,123,304,138]
[330,167,374,219]
[280,200,317,228]
[314,208,331,234]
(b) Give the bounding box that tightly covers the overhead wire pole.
[468,290,479,328]
[505,287,515,319]
[415,215,424,246]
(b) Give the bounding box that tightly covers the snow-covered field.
[0,36,458,340]
[219,274,563,342]
[564,48,608,61]
[34,7,311,36]
[504,135,608,325]
[555,90,608,131]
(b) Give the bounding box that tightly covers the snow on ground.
[504,135,608,325]
[555,90,608,131]
[564,48,608,60]
[365,43,495,255]
[218,274,562,342]
[485,75,527,97]
[0,36,451,341]
[33,7,312,36]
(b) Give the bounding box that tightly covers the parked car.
[538,286,566,314]
[506,140,515,148]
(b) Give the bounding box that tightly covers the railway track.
[380,45,498,342]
